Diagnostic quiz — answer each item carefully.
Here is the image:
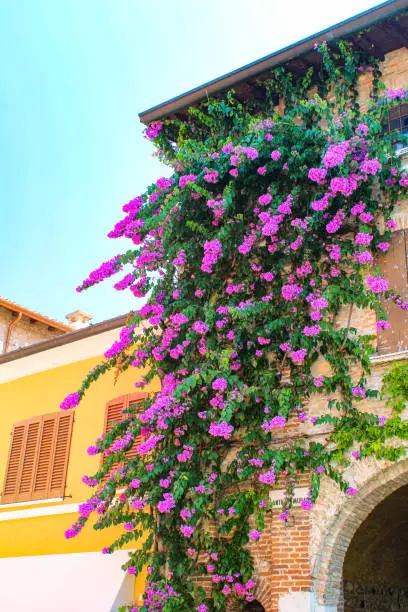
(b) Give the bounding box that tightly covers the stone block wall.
[0,306,65,354]
[344,581,408,612]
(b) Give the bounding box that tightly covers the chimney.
[65,310,93,330]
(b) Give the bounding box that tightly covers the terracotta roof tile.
[0,296,73,333]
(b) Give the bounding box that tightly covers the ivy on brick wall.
[61,41,408,611]
[382,361,408,414]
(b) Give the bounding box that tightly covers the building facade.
[139,2,408,611]
[2,3,408,612]
[0,296,73,354]
[0,314,159,611]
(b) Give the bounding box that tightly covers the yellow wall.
[0,353,159,558]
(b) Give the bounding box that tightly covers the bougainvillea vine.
[61,41,408,610]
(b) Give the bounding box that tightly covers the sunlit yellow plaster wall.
[0,512,135,557]
[0,350,158,603]
[0,354,159,508]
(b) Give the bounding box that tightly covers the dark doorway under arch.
[244,601,265,612]
[343,484,408,611]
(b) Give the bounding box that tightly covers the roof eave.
[0,314,128,365]
[0,298,73,333]
[139,0,408,124]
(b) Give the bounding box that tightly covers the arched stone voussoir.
[310,454,408,610]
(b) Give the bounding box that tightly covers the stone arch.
[250,574,273,612]
[310,456,408,610]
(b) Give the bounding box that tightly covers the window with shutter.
[1,412,74,504]
[386,103,408,152]
[102,393,147,465]
[377,228,408,355]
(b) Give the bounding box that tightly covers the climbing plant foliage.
[62,41,408,610]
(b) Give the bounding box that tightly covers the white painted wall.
[0,327,121,383]
[279,592,313,611]
[0,551,134,611]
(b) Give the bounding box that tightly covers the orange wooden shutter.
[49,413,74,497]
[377,229,408,355]
[2,412,73,504]
[103,393,147,462]
[2,424,26,502]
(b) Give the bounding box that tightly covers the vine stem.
[340,303,354,350]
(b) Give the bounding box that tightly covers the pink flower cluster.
[308,168,327,184]
[323,141,349,168]
[201,239,223,273]
[104,326,135,359]
[145,121,163,140]
[281,283,302,301]
[366,276,389,294]
[60,392,80,411]
[77,254,122,292]
[208,421,234,439]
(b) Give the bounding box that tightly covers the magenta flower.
[262,416,286,432]
[129,479,141,489]
[135,434,164,455]
[290,349,307,364]
[310,297,328,311]
[360,158,381,175]
[201,239,223,273]
[180,525,195,537]
[376,320,391,331]
[300,499,313,510]
[323,141,349,168]
[355,232,373,246]
[311,193,330,211]
[145,121,163,139]
[64,527,79,539]
[352,386,366,399]
[212,378,227,391]
[346,487,358,496]
[258,193,272,206]
[366,276,389,294]
[356,251,373,264]
[308,168,327,184]
[157,493,176,514]
[359,212,374,224]
[281,283,302,301]
[208,421,234,439]
[249,530,263,540]
[204,170,219,183]
[356,123,369,135]
[302,324,321,337]
[60,392,80,411]
[258,470,276,484]
[179,174,197,187]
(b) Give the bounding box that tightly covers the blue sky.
[0,0,382,324]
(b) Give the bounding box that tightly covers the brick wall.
[245,47,408,612]
[0,306,65,353]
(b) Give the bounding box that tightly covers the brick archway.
[311,457,408,611]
